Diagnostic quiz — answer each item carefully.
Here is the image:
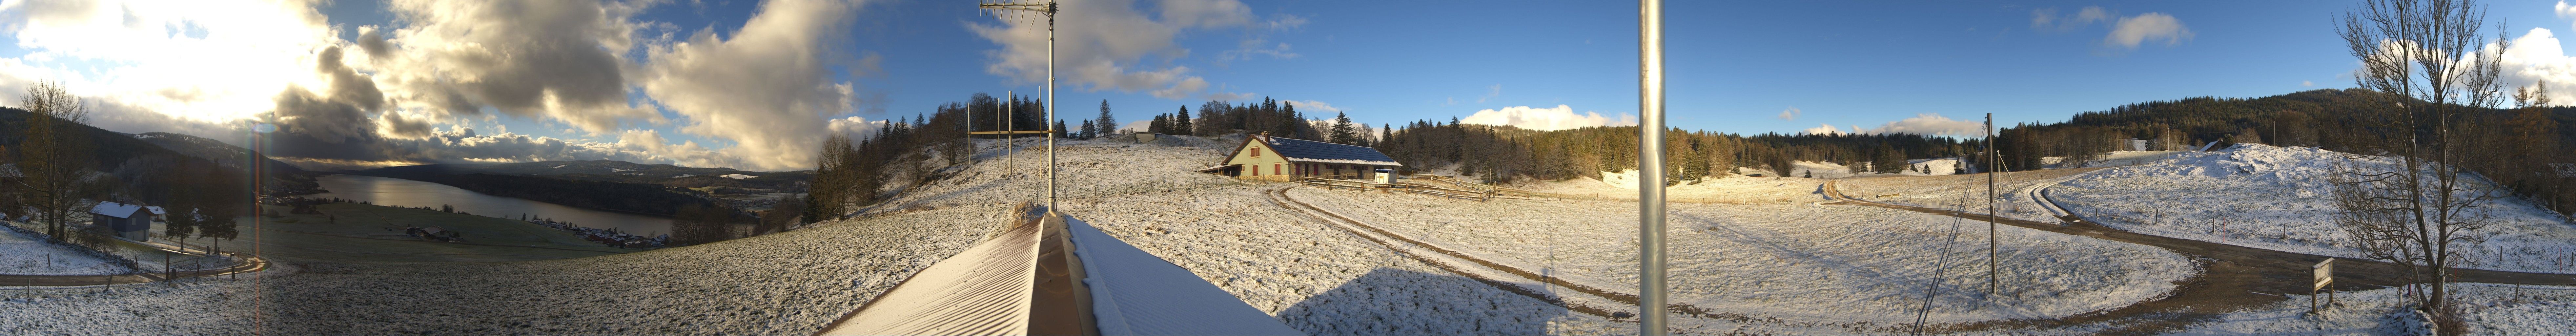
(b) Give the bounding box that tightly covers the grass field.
[153,203,632,263]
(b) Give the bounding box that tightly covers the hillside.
[130,132,322,194]
[0,108,307,203]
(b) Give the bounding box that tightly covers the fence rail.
[1300,176,1544,202]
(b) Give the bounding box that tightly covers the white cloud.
[1458,105,1636,131]
[827,116,885,140]
[1285,100,1341,113]
[2559,1,2576,20]
[1776,106,1800,120]
[2499,28,2576,105]
[970,0,1268,100]
[0,0,337,124]
[2104,13,2192,49]
[2302,80,2315,87]
[1119,120,1152,133]
[371,0,661,132]
[1802,123,1844,136]
[1858,113,1984,136]
[639,0,864,171]
[1475,84,1502,103]
[1804,114,1984,136]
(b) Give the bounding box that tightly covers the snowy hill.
[2053,144,2576,273]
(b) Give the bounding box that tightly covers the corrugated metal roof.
[821,211,1044,336]
[1258,135,1400,166]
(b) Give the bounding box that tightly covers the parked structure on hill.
[1201,134,1402,182]
[90,201,153,241]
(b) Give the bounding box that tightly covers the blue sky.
[3,0,2572,170]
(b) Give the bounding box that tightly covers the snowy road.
[1823,179,2576,333]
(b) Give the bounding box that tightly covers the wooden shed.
[90,201,153,242]
[1203,134,1403,182]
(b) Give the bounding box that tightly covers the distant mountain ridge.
[132,132,309,175]
[359,159,768,178]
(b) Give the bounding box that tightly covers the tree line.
[1373,118,1979,184]
[1990,88,2574,216]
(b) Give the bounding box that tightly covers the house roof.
[0,164,21,178]
[1254,135,1401,166]
[91,201,147,218]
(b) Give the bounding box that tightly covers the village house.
[1201,134,1403,182]
[90,201,154,242]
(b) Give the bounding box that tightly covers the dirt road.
[1821,179,2576,334]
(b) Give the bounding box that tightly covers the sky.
[2,0,2573,171]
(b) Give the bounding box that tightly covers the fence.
[1298,176,1561,202]
[0,220,142,272]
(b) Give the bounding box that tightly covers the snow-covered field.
[15,134,2568,335]
[1831,167,2100,224]
[0,222,130,275]
[2052,144,2576,273]
[3,134,1632,335]
[2171,283,2576,335]
[1289,179,2196,328]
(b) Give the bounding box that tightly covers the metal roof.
[0,164,21,178]
[91,202,146,219]
[1257,135,1400,166]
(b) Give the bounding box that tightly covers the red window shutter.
[1252,165,1259,176]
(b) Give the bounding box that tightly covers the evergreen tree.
[1078,119,1096,139]
[1174,106,1193,136]
[1328,112,1359,144]
[1096,100,1115,136]
[1053,120,1068,138]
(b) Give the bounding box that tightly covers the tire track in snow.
[1266,187,1788,326]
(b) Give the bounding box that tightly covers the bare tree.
[2332,0,2512,325]
[10,81,105,242]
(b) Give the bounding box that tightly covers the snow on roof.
[824,214,1041,335]
[144,206,166,215]
[1064,217,1304,335]
[718,174,758,180]
[0,164,21,178]
[90,202,145,218]
[1257,135,1401,167]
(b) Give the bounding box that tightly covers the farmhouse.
[90,201,153,242]
[1202,134,1402,182]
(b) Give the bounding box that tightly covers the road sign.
[2311,258,2336,313]
[2313,258,2334,290]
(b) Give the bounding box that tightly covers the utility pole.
[978,1,1060,212]
[1636,0,1668,334]
[1984,113,1997,294]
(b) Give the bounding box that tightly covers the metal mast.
[1985,113,1997,294]
[979,1,1058,211]
[1637,0,1668,334]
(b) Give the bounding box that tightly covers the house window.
[1251,165,1259,176]
[1274,164,1282,177]
[1251,148,1261,157]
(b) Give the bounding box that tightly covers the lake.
[306,174,674,237]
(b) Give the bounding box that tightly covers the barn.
[1201,134,1402,182]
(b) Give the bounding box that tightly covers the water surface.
[307,174,674,237]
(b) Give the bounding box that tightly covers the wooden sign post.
[2312,258,2335,313]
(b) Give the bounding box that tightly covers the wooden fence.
[1299,176,1562,202]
